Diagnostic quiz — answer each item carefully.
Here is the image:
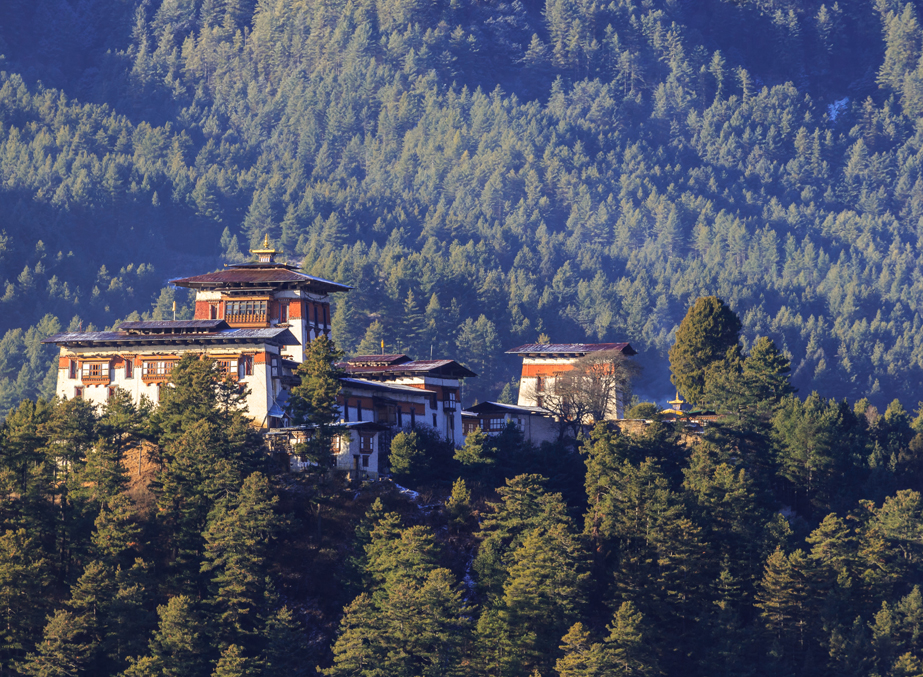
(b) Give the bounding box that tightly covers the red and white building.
[339,354,476,449]
[174,238,350,364]
[505,343,637,419]
[43,242,350,430]
[43,242,477,478]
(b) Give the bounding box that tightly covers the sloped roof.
[42,326,299,348]
[464,401,553,416]
[346,354,412,366]
[171,263,351,293]
[120,320,228,333]
[339,377,436,396]
[341,359,477,379]
[506,343,636,357]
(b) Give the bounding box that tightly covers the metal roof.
[42,327,299,347]
[342,359,477,379]
[120,320,228,332]
[505,343,637,356]
[171,265,351,293]
[346,354,412,366]
[339,377,436,396]
[464,401,553,416]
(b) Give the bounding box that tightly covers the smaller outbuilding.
[462,401,560,445]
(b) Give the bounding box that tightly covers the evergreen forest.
[3,309,923,677]
[5,0,923,406]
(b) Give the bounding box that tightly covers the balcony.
[81,374,111,385]
[225,313,268,326]
[141,373,172,384]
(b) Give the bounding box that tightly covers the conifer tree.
[123,595,211,677]
[260,606,310,677]
[20,609,92,677]
[755,547,822,671]
[0,528,53,673]
[444,477,472,528]
[454,426,496,480]
[150,354,225,447]
[102,560,156,673]
[555,623,608,677]
[473,474,570,602]
[389,431,424,478]
[477,523,587,677]
[669,296,742,404]
[212,644,259,677]
[289,336,344,467]
[201,472,282,648]
[91,494,142,564]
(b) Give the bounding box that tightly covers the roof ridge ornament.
[250,234,279,263]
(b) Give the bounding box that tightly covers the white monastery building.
[42,239,477,479]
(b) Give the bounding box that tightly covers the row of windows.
[487,417,523,431]
[205,300,329,325]
[68,356,261,382]
[225,300,268,318]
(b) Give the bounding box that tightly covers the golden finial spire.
[250,234,280,263]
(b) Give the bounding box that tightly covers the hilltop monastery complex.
[43,240,639,478]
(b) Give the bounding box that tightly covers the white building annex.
[43,320,298,426]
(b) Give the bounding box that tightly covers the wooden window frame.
[224,299,268,325]
[142,360,175,383]
[81,361,111,384]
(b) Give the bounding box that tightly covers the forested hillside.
[3,0,923,407]
[5,324,923,677]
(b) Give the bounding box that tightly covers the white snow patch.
[828,97,848,122]
[393,482,419,500]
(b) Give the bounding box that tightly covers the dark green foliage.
[556,603,661,677]
[772,393,866,516]
[0,528,53,673]
[472,474,571,602]
[444,478,472,528]
[325,522,471,677]
[123,595,211,677]
[627,402,661,420]
[10,2,923,675]
[476,522,587,676]
[289,336,344,467]
[669,297,742,405]
[200,472,282,649]
[388,432,425,479]
[20,609,92,677]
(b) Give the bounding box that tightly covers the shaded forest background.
[3,0,923,409]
